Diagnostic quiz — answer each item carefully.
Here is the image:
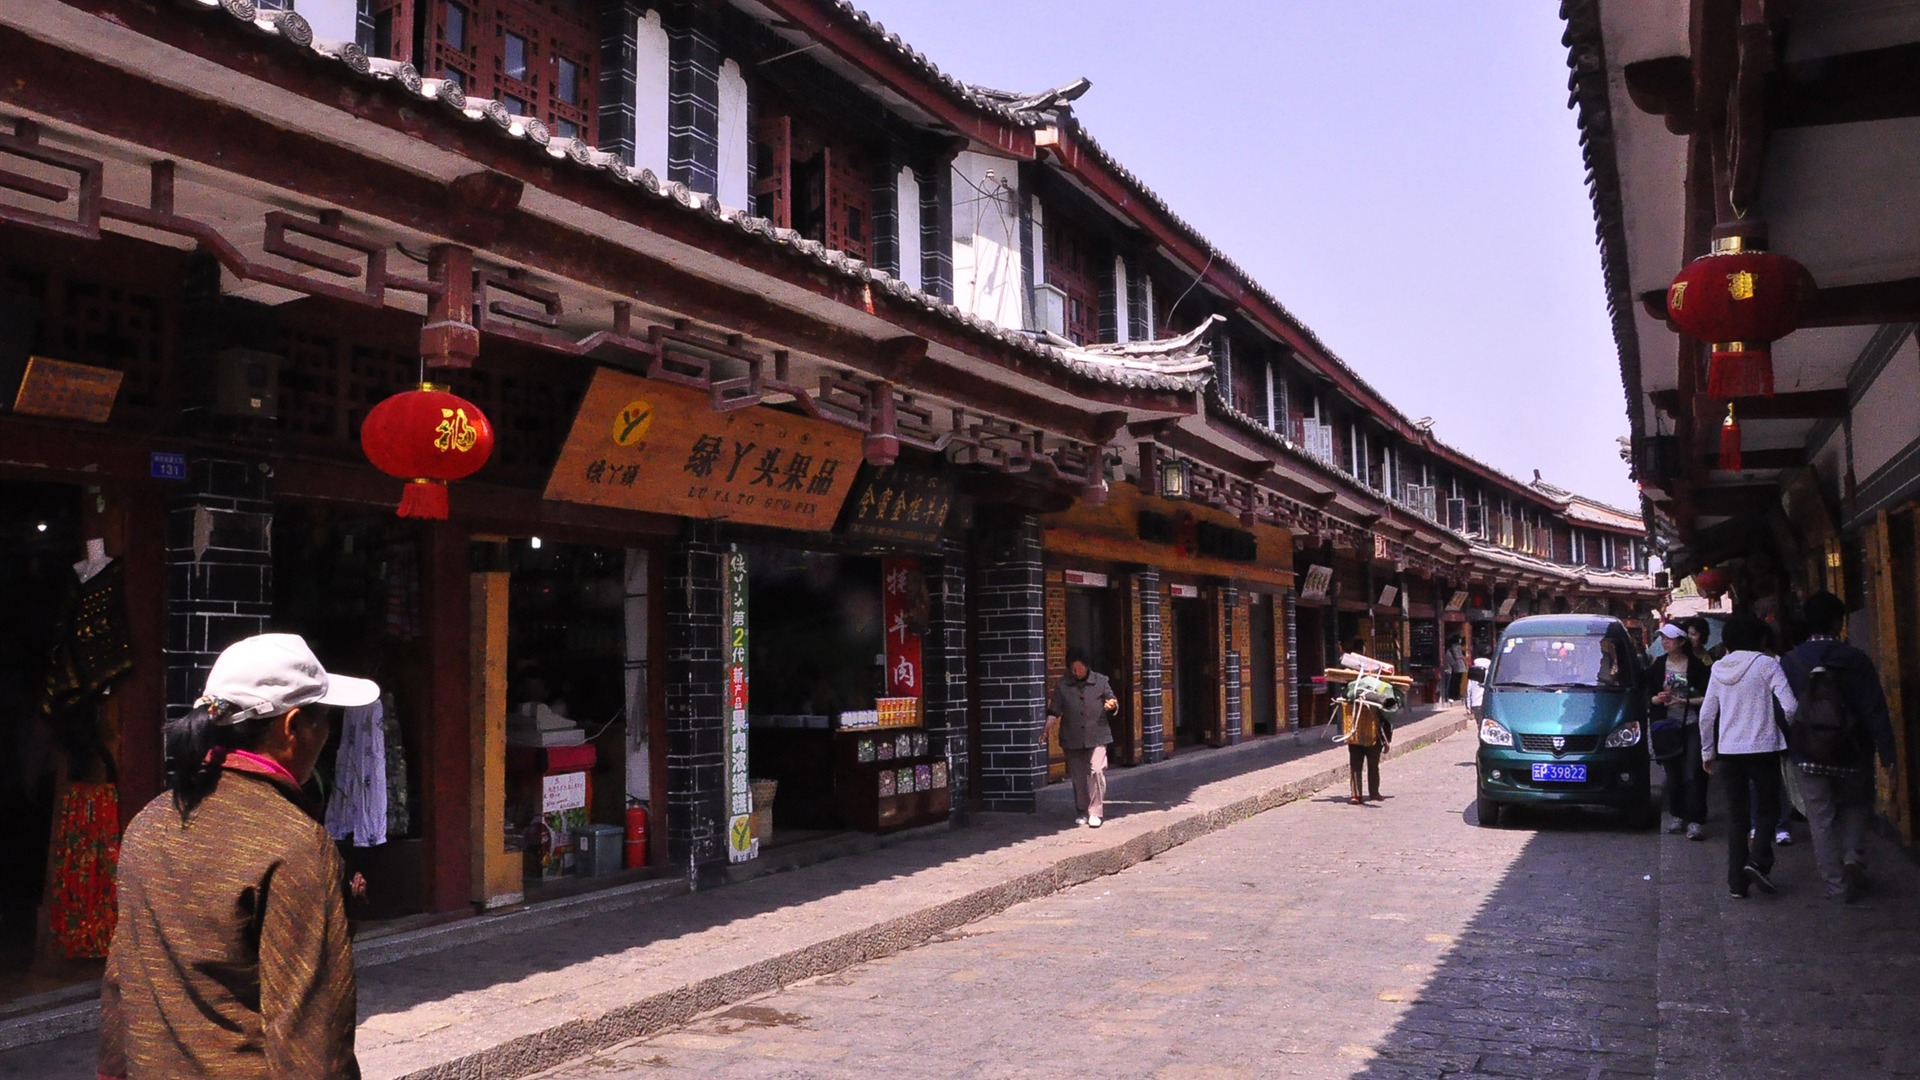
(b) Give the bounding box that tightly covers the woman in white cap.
[99,633,378,1080]
[1649,622,1712,839]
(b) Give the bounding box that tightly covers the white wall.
[632,9,671,176]
[897,166,922,289]
[716,59,749,211]
[295,0,358,42]
[951,151,1023,329]
[1851,333,1920,481]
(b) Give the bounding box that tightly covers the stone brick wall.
[922,556,969,815]
[1136,568,1165,762]
[664,520,727,871]
[973,513,1044,811]
[1221,584,1243,746]
[665,2,722,196]
[166,458,274,718]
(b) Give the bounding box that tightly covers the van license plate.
[1531,763,1587,783]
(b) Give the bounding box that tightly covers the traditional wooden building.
[1563,0,1920,842]
[0,0,1656,1019]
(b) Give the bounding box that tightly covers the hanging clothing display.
[381,694,410,837]
[324,700,388,847]
[40,558,133,719]
[47,780,120,959]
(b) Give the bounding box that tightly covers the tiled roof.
[164,0,1209,397]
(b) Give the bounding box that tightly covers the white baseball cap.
[198,633,380,725]
[1657,623,1687,640]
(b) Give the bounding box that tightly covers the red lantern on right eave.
[359,383,495,520]
[1666,232,1815,399]
[1692,567,1732,602]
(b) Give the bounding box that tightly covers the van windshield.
[1492,634,1628,689]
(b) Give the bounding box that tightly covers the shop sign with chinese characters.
[12,357,122,423]
[837,465,955,546]
[882,557,924,698]
[545,369,862,531]
[1299,565,1333,602]
[723,547,756,863]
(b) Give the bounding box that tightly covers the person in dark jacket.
[100,634,379,1079]
[1649,623,1713,839]
[1045,646,1118,828]
[1781,592,1898,902]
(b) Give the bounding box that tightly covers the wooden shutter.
[753,116,791,229]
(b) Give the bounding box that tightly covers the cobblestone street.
[536,734,1920,1080]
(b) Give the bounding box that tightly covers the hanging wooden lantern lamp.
[1666,227,1814,399]
[359,383,495,519]
[1718,404,1742,471]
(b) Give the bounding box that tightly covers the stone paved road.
[533,734,1920,1080]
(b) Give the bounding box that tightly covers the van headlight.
[1479,717,1513,747]
[1604,720,1643,748]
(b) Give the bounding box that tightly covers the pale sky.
[854,0,1638,509]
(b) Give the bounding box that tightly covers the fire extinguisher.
[624,803,649,869]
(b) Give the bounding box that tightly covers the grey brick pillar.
[869,152,901,278]
[165,458,274,718]
[665,2,721,196]
[1137,568,1165,762]
[664,519,727,876]
[923,556,968,817]
[974,513,1045,811]
[1283,590,1300,731]
[1222,584,1243,746]
[917,162,954,302]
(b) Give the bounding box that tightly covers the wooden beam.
[1650,388,1847,420]
[1691,483,1777,516]
[1773,43,1920,129]
[1701,447,1805,470]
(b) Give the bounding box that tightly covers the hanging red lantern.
[1692,567,1732,601]
[359,383,494,520]
[1666,230,1814,399]
[1718,403,1743,471]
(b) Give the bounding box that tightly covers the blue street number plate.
[1531,763,1587,783]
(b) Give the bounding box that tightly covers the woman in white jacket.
[1699,614,1797,899]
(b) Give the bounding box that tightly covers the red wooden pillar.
[420,519,474,912]
[115,481,169,829]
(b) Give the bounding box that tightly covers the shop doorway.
[1171,596,1215,747]
[1064,585,1131,763]
[1249,595,1277,734]
[1294,600,1328,727]
[0,480,92,1003]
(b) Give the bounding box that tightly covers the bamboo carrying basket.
[1336,699,1385,746]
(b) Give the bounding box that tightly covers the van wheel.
[1475,795,1502,828]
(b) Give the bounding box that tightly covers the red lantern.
[359,383,494,520]
[1692,567,1731,601]
[1666,232,1814,399]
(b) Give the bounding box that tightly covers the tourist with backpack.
[1782,592,1898,902]
[1699,614,1797,899]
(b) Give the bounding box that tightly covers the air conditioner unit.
[1032,283,1068,338]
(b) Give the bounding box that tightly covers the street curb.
[400,715,1471,1079]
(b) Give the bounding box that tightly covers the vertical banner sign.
[882,557,923,697]
[724,548,756,863]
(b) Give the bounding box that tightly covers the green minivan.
[1472,615,1655,827]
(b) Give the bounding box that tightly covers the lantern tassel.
[1719,405,1743,471]
[1706,345,1774,398]
[396,479,450,520]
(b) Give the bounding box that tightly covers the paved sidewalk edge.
[406,716,1471,1080]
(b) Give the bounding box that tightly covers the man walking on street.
[1046,646,1119,828]
[1782,592,1898,902]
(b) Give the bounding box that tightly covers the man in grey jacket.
[1046,646,1119,827]
[1783,592,1898,902]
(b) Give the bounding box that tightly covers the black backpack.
[1789,647,1861,767]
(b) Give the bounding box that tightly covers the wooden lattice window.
[371,0,597,143]
[1043,211,1102,345]
[756,90,875,261]
[0,237,179,425]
